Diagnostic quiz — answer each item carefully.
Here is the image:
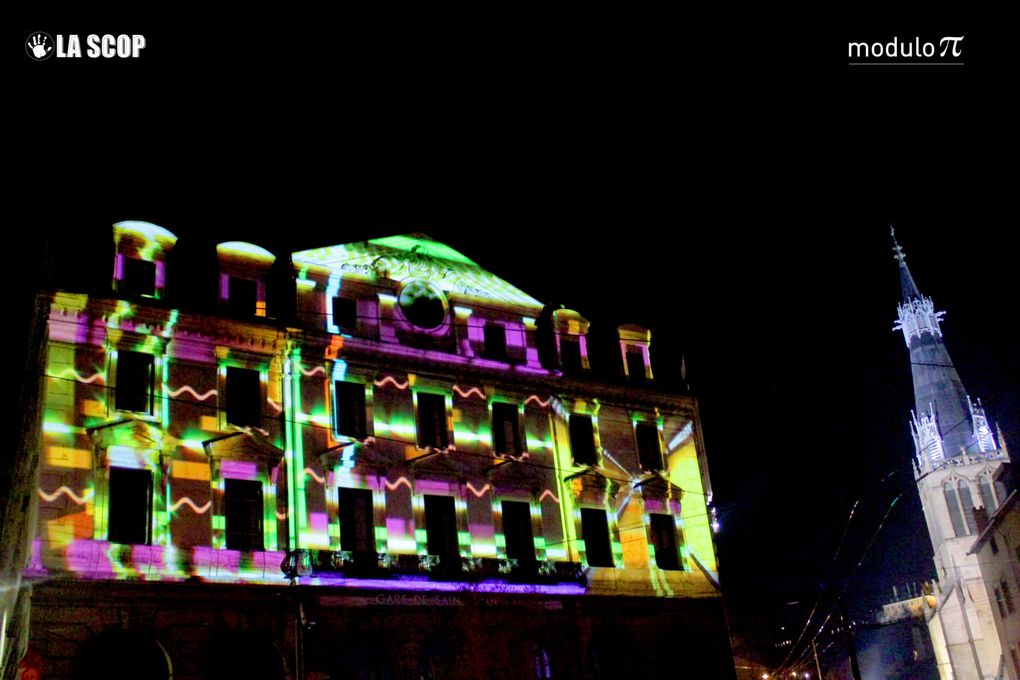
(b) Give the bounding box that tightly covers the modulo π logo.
[848,36,964,65]
[25,31,146,61]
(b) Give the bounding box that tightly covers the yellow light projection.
[668,436,716,574]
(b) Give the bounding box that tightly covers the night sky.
[13,10,1019,667]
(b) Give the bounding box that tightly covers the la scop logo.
[25,31,146,60]
[25,32,53,60]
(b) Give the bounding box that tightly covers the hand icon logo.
[26,33,53,60]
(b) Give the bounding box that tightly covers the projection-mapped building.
[892,229,1011,680]
[20,222,733,678]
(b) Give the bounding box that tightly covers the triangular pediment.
[204,430,285,467]
[634,474,684,502]
[486,457,543,489]
[89,416,167,452]
[565,466,621,503]
[410,448,470,478]
[292,233,542,308]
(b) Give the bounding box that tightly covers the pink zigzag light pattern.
[453,385,486,400]
[524,395,551,408]
[60,369,105,384]
[300,366,326,377]
[39,486,93,504]
[303,468,327,484]
[466,482,491,498]
[167,385,218,401]
[374,376,409,390]
[538,489,560,504]
[384,476,413,491]
[169,497,212,514]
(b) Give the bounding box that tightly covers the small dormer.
[216,242,276,317]
[112,221,178,299]
[552,308,590,374]
[618,324,652,381]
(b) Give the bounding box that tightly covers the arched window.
[959,481,977,534]
[979,475,998,514]
[944,483,967,537]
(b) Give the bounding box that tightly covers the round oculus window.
[397,281,447,330]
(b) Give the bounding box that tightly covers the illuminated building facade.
[21,222,733,678]
[892,229,1010,680]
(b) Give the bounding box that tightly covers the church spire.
[891,225,923,302]
[891,227,995,471]
[891,227,945,346]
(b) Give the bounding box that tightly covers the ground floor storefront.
[25,580,734,679]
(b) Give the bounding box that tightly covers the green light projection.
[33,230,722,600]
[292,234,543,308]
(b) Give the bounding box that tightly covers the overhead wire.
[775,490,904,677]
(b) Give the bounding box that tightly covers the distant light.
[762,674,769,679]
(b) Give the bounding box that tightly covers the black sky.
[13,9,1020,664]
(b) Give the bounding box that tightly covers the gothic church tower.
[893,228,1008,680]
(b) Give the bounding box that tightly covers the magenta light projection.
[30,225,720,614]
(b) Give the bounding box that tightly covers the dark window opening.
[560,337,583,373]
[122,257,156,297]
[332,296,358,332]
[581,508,613,567]
[483,323,508,361]
[1003,579,1016,613]
[226,367,261,427]
[492,402,522,456]
[339,487,375,554]
[107,467,152,545]
[502,500,536,567]
[996,587,1007,618]
[116,351,154,414]
[335,381,368,439]
[635,422,663,472]
[650,514,681,570]
[424,495,460,568]
[416,393,448,449]
[569,415,597,466]
[225,478,264,551]
[991,536,1000,554]
[228,277,258,316]
[626,348,646,380]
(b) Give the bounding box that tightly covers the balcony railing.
[282,549,584,585]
